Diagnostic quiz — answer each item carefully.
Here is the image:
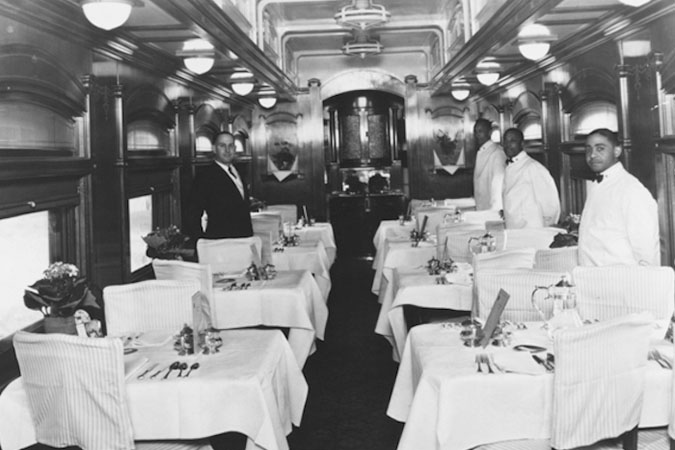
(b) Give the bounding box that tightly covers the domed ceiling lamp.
[230,69,256,96]
[81,0,134,30]
[450,78,471,102]
[475,57,501,86]
[177,39,215,75]
[258,85,277,109]
[342,30,383,59]
[518,23,556,61]
[618,0,650,6]
[335,0,390,30]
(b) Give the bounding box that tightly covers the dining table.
[291,222,337,266]
[374,265,473,361]
[0,329,308,450]
[387,322,672,450]
[371,238,438,299]
[211,269,327,367]
[372,219,417,269]
[271,240,332,301]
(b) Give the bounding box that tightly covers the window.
[127,120,171,152]
[0,211,50,339]
[196,135,212,153]
[0,102,79,155]
[570,101,618,137]
[129,195,153,272]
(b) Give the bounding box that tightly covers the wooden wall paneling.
[404,75,423,197]
[543,83,562,191]
[308,79,326,220]
[655,139,675,266]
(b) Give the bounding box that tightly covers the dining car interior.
[6,0,675,449]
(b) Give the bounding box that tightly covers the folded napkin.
[492,351,547,375]
[444,272,472,286]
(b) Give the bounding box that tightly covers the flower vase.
[43,316,77,335]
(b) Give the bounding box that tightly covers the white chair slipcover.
[104,279,201,336]
[151,259,215,326]
[474,269,568,322]
[266,204,298,224]
[196,237,261,273]
[442,228,489,263]
[461,209,502,226]
[476,313,653,450]
[492,227,561,252]
[472,248,536,272]
[572,266,675,321]
[534,247,579,273]
[13,331,210,450]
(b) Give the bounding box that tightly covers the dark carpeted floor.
[287,257,404,450]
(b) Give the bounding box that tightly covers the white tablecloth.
[372,239,438,297]
[212,270,327,367]
[375,266,473,361]
[388,323,672,450]
[272,241,331,302]
[372,220,417,268]
[0,329,307,450]
[292,223,336,266]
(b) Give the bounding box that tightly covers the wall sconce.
[619,0,651,6]
[258,85,277,109]
[475,57,501,86]
[518,24,556,61]
[81,0,135,30]
[450,78,471,102]
[230,69,255,96]
[176,39,215,75]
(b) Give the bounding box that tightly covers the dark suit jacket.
[185,162,253,241]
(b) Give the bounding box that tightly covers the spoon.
[185,362,200,377]
[163,361,180,379]
[177,362,188,377]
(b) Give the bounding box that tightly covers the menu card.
[480,289,510,348]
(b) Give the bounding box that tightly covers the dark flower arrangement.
[550,214,581,248]
[24,262,101,318]
[143,225,193,260]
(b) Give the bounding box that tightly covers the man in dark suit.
[185,131,253,243]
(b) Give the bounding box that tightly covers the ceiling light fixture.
[450,78,471,102]
[258,85,278,109]
[81,0,134,30]
[230,69,256,96]
[177,39,215,75]
[475,57,501,86]
[335,0,390,30]
[342,30,383,58]
[518,24,556,61]
[618,0,651,6]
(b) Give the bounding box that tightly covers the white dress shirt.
[215,160,245,199]
[473,140,506,211]
[503,151,561,229]
[578,162,659,266]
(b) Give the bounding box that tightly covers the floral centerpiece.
[550,214,581,248]
[24,262,101,334]
[143,225,194,260]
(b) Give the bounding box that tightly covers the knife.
[137,362,159,380]
[532,354,553,372]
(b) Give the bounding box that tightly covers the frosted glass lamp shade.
[184,57,214,75]
[518,24,555,61]
[81,0,133,30]
[619,0,650,6]
[258,96,277,109]
[230,70,256,96]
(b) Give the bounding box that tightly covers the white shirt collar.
[599,161,623,180]
[507,151,527,165]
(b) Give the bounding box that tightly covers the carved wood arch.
[559,67,617,113]
[511,90,541,126]
[321,69,406,101]
[194,103,225,138]
[0,43,86,117]
[125,84,175,129]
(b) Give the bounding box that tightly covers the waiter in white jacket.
[473,118,506,210]
[578,128,659,266]
[502,128,560,229]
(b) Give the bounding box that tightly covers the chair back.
[14,331,133,450]
[196,237,261,273]
[474,269,567,321]
[551,313,653,449]
[441,227,488,263]
[443,197,476,209]
[151,259,215,326]
[461,209,502,226]
[415,207,456,237]
[472,248,536,272]
[266,204,297,224]
[572,265,675,321]
[104,279,200,336]
[491,227,560,252]
[534,247,579,272]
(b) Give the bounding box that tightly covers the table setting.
[0,328,308,450]
[388,318,673,450]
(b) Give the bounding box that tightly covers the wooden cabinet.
[329,193,405,259]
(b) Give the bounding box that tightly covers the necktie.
[228,166,238,180]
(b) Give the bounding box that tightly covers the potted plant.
[24,262,101,334]
[142,225,194,260]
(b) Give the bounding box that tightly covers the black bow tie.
[506,157,514,165]
[591,173,604,183]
